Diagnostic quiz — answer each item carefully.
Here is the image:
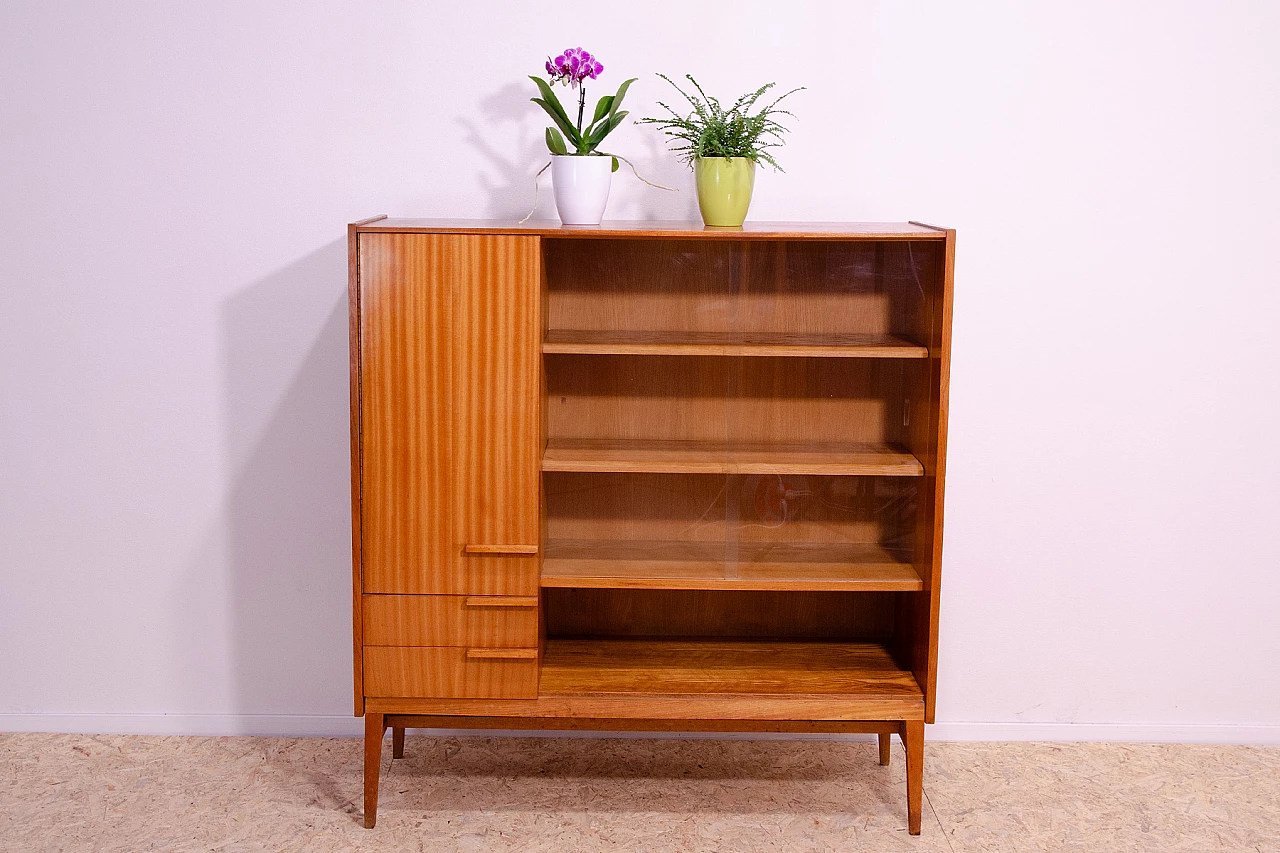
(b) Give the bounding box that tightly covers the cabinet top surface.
[352,218,950,240]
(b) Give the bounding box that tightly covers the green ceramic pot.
[694,157,756,227]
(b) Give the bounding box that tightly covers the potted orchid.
[529,48,635,225]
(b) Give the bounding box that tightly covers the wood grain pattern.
[878,732,892,766]
[543,438,923,476]
[543,472,917,551]
[359,233,456,594]
[391,725,404,759]
[362,711,384,827]
[356,220,948,240]
[359,233,542,595]
[369,693,923,720]
[383,715,903,734]
[362,594,538,648]
[543,588,895,640]
[923,230,956,723]
[452,235,542,595]
[540,539,922,591]
[543,329,928,358]
[463,544,538,555]
[466,648,539,660]
[539,639,921,698]
[545,240,903,340]
[348,223,368,715]
[545,354,907,448]
[892,231,954,724]
[464,596,539,608]
[902,719,924,834]
[364,646,539,699]
[349,215,388,715]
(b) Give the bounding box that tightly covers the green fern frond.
[636,74,803,170]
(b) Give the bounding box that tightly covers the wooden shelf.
[539,638,923,701]
[541,539,922,591]
[544,329,928,359]
[542,438,925,476]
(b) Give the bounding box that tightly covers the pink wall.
[2,1,1278,740]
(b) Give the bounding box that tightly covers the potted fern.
[639,75,803,227]
[529,48,635,225]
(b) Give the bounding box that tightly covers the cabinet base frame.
[362,713,926,835]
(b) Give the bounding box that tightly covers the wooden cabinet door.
[359,234,456,593]
[360,233,541,595]
[451,235,541,595]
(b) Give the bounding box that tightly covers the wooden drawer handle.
[464,544,538,555]
[464,596,539,608]
[466,648,538,660]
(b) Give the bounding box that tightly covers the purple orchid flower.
[546,46,603,88]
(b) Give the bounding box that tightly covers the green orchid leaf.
[611,156,619,172]
[591,95,614,128]
[545,126,568,155]
[531,97,581,147]
[529,75,570,121]
[587,110,629,146]
[608,78,638,123]
[528,76,581,143]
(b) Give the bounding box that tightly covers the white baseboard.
[0,714,364,738]
[927,722,1280,744]
[3,715,1277,745]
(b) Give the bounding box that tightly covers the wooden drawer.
[363,594,538,647]
[360,555,540,596]
[364,645,539,698]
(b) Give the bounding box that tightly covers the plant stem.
[577,87,586,140]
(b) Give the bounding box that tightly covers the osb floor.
[1,733,1277,852]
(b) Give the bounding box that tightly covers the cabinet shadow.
[217,238,354,722]
[378,735,900,817]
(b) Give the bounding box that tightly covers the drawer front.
[363,594,538,647]
[361,554,540,596]
[364,646,539,699]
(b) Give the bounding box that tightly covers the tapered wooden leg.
[878,732,892,766]
[363,712,386,828]
[901,720,924,835]
[392,726,405,759]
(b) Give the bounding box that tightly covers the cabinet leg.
[900,720,924,835]
[363,712,386,829]
[878,732,892,766]
[392,726,405,759]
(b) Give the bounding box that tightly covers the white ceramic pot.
[551,155,612,225]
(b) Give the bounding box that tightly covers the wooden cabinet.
[348,218,955,834]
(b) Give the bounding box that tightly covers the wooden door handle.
[466,648,538,660]
[463,544,538,555]
[464,596,539,608]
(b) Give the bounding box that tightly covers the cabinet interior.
[539,235,944,658]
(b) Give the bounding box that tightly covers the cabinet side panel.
[453,235,542,595]
[894,234,954,722]
[360,234,456,593]
[348,224,364,715]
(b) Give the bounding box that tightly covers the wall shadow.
[461,81,697,220]
[218,239,353,721]
[460,82,553,219]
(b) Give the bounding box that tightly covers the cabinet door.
[360,233,541,595]
[359,234,456,593]
[452,235,541,595]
